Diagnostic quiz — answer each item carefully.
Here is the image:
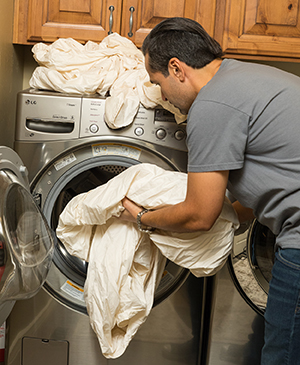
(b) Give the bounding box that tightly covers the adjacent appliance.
[207,220,275,365]
[2,89,214,365]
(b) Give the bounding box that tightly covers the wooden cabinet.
[215,0,300,60]
[13,0,216,47]
[14,0,300,60]
[121,0,216,47]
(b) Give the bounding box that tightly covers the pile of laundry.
[29,33,186,129]
[56,163,239,359]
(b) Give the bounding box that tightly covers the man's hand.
[119,198,142,222]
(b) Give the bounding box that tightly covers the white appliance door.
[0,146,55,324]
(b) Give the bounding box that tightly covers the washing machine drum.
[51,164,129,283]
[50,163,189,307]
[32,143,190,312]
[0,147,55,323]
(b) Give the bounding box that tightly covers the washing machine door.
[229,219,275,315]
[31,139,189,313]
[0,147,55,324]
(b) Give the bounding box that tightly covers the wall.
[252,60,300,78]
[23,47,37,89]
[0,1,24,148]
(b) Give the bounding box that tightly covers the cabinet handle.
[108,5,114,34]
[128,6,135,37]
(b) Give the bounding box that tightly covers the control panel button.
[89,124,99,134]
[156,128,167,140]
[174,129,185,141]
[134,127,144,136]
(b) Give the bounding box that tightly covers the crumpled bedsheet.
[29,33,186,129]
[56,163,239,359]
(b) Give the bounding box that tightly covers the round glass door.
[0,170,54,302]
[229,219,276,315]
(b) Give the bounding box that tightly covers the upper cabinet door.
[121,0,216,48]
[217,0,300,59]
[14,0,123,44]
[13,0,216,46]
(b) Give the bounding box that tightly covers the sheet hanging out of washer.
[29,33,186,129]
[56,163,239,359]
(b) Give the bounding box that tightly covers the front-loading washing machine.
[207,219,275,365]
[1,89,214,365]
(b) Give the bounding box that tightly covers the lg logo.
[25,99,37,105]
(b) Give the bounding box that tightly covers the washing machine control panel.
[80,95,187,151]
[15,90,187,152]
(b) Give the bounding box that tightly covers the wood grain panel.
[257,0,298,26]
[122,0,216,48]
[25,0,122,43]
[60,0,91,13]
[219,0,300,59]
[47,0,100,24]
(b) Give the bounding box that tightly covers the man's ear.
[168,58,185,82]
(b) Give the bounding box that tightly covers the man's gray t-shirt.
[186,58,300,249]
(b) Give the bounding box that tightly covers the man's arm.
[121,170,229,233]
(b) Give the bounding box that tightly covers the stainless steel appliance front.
[5,89,213,365]
[207,221,275,364]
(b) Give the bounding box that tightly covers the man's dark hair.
[142,17,223,76]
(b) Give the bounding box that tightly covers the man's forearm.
[122,197,221,233]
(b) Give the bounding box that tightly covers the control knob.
[134,127,144,136]
[174,129,185,141]
[89,124,99,134]
[156,128,167,140]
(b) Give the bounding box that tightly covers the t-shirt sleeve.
[186,100,250,172]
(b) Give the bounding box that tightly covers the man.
[120,17,300,364]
